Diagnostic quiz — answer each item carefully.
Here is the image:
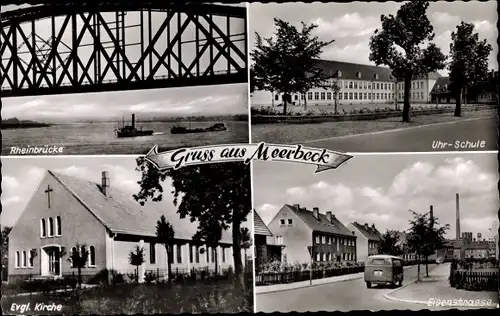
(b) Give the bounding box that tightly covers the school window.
[177,245,182,264]
[354,92,358,100]
[368,93,372,99]
[364,82,367,89]
[280,219,285,225]
[412,82,415,89]
[384,83,387,90]
[392,93,395,99]
[376,93,380,100]
[376,83,380,89]
[315,235,320,243]
[344,92,348,99]
[15,251,20,268]
[368,83,371,89]
[326,253,330,261]
[353,82,358,89]
[301,94,305,100]
[320,253,324,261]
[320,92,325,100]
[195,246,200,263]
[314,92,319,100]
[421,92,424,99]
[274,94,279,101]
[40,218,46,237]
[307,92,313,100]
[343,253,346,260]
[349,81,353,89]
[349,92,353,100]
[359,93,363,100]
[339,93,342,100]
[288,219,292,225]
[89,246,96,266]
[364,92,368,99]
[326,92,332,100]
[149,243,156,264]
[411,92,414,99]
[48,217,54,237]
[56,216,61,236]
[385,93,388,99]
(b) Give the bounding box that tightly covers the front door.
[47,249,60,275]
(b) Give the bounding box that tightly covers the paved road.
[256,265,451,312]
[302,117,497,152]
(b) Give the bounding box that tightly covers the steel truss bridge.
[0,2,247,98]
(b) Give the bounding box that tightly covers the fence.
[255,266,364,286]
[449,269,498,292]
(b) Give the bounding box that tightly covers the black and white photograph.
[1,2,248,156]
[1,156,253,314]
[253,153,499,312]
[249,1,498,152]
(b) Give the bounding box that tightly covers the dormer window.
[356,71,362,79]
[374,73,379,80]
[336,70,342,78]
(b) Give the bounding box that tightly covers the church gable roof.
[49,171,233,244]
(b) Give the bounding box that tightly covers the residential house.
[463,239,490,259]
[251,59,441,108]
[8,170,244,283]
[266,204,356,264]
[254,211,284,270]
[395,231,416,261]
[347,222,383,263]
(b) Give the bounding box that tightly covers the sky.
[253,153,499,240]
[1,156,252,230]
[1,3,248,122]
[249,1,498,76]
[2,83,248,122]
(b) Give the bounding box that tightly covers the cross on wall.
[45,185,53,208]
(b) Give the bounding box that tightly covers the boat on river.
[115,114,154,138]
[170,119,227,134]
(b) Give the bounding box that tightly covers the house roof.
[49,171,233,244]
[351,222,383,241]
[314,59,442,83]
[254,211,272,237]
[430,77,452,94]
[285,204,354,237]
[464,241,490,250]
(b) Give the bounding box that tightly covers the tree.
[377,230,403,256]
[448,22,493,116]
[156,215,175,283]
[324,78,342,114]
[192,215,223,277]
[406,210,450,280]
[134,159,252,289]
[240,227,252,270]
[369,1,446,122]
[251,18,335,115]
[69,243,89,288]
[128,245,145,283]
[1,226,12,279]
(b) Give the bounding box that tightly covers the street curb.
[383,265,441,306]
[255,264,425,295]
[300,115,496,144]
[255,273,364,295]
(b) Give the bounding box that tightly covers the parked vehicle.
[364,255,404,288]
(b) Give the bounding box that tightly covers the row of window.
[368,242,378,249]
[315,235,355,247]
[315,252,356,262]
[71,246,96,267]
[149,243,228,265]
[398,81,426,90]
[40,217,61,238]
[329,81,394,91]
[306,91,395,101]
[14,250,35,268]
[398,92,426,100]
[279,219,293,226]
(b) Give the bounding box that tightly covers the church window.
[29,250,34,267]
[177,244,182,264]
[212,247,216,263]
[41,218,46,237]
[89,246,96,266]
[48,217,54,237]
[222,247,226,263]
[70,247,77,268]
[22,250,27,267]
[81,246,87,267]
[15,251,20,268]
[195,246,200,263]
[206,246,210,262]
[56,216,61,236]
[189,245,194,263]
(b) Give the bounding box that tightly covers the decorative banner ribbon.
[145,142,353,173]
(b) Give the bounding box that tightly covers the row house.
[266,204,356,264]
[347,222,383,262]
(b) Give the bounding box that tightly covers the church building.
[8,170,243,283]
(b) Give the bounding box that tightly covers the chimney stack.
[313,207,319,220]
[293,204,300,209]
[429,205,434,228]
[102,171,110,197]
[478,232,482,239]
[456,193,461,240]
[326,211,332,223]
[131,113,136,129]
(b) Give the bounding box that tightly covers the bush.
[144,271,156,284]
[87,269,119,285]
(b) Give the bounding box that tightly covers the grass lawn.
[1,278,253,314]
[251,108,496,144]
